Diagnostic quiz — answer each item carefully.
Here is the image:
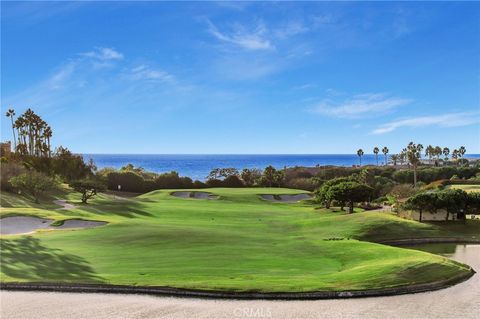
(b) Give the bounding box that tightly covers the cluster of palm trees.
[5,108,53,157]
[424,145,466,164]
[356,147,389,166]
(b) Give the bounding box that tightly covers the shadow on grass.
[1,237,103,283]
[74,198,154,218]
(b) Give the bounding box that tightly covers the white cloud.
[372,112,479,134]
[207,20,274,50]
[81,47,124,61]
[275,21,309,39]
[311,93,411,118]
[129,65,174,82]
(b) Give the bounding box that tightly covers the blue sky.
[1,1,479,154]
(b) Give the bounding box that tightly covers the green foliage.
[240,168,262,186]
[327,181,373,214]
[69,179,106,203]
[9,171,60,203]
[107,171,145,193]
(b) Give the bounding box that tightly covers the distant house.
[0,141,11,157]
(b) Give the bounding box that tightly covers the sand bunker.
[55,219,107,229]
[171,191,219,200]
[0,216,106,235]
[0,216,53,235]
[261,194,312,203]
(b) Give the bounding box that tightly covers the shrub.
[284,177,319,191]
[206,179,224,187]
[107,171,145,192]
[0,162,25,191]
[9,171,60,203]
[222,175,244,187]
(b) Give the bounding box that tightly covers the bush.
[0,162,25,191]
[206,179,224,187]
[155,171,192,189]
[9,171,60,203]
[284,177,318,191]
[107,171,145,192]
[222,175,244,187]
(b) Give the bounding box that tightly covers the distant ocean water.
[83,154,480,181]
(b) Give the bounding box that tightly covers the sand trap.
[261,194,312,203]
[0,216,107,235]
[171,191,219,200]
[55,219,107,229]
[0,216,53,235]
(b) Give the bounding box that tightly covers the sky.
[1,1,479,154]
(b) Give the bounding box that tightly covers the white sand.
[261,194,312,203]
[0,216,52,235]
[171,191,219,200]
[0,216,106,235]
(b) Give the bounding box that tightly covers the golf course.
[0,187,477,296]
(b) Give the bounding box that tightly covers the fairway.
[0,188,474,293]
[447,184,480,193]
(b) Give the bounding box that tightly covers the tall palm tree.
[43,126,52,157]
[382,147,389,166]
[434,146,442,161]
[5,109,17,151]
[407,142,421,187]
[458,146,466,166]
[443,147,450,162]
[452,149,459,165]
[425,145,433,164]
[373,147,379,166]
[357,149,364,166]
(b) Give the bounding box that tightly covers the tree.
[434,146,442,162]
[466,192,480,218]
[425,145,433,164]
[382,147,389,166]
[373,147,379,166]
[9,171,59,203]
[405,192,438,222]
[458,146,466,166]
[443,147,450,162]
[327,181,373,214]
[241,168,262,186]
[261,166,284,187]
[70,179,106,204]
[390,154,399,166]
[437,189,468,221]
[406,142,422,187]
[5,108,17,151]
[315,178,351,208]
[357,149,364,166]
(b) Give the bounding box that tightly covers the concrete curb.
[1,268,475,300]
[377,238,480,245]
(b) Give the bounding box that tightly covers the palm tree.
[399,148,407,166]
[443,147,450,162]
[425,145,433,164]
[434,146,442,162]
[452,149,459,165]
[357,149,364,166]
[390,154,399,166]
[458,146,466,165]
[373,147,379,166]
[382,147,389,166]
[43,126,52,157]
[407,142,421,187]
[5,109,17,151]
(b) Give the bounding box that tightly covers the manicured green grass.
[447,184,480,193]
[0,188,475,292]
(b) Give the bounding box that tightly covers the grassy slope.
[447,184,480,193]
[0,188,476,292]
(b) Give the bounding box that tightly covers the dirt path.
[53,200,76,210]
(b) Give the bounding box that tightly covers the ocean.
[83,154,480,181]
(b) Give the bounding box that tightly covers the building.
[0,141,12,157]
